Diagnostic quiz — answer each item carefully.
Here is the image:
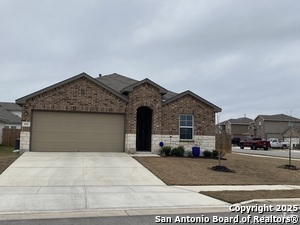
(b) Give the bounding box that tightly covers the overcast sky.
[1,0,300,122]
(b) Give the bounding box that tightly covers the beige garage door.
[31,111,125,152]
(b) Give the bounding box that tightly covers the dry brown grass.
[135,153,300,185]
[135,153,300,203]
[0,146,19,174]
[200,190,300,204]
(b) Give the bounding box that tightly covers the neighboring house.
[16,72,221,153]
[0,102,22,144]
[253,114,300,139]
[218,117,253,139]
[282,126,300,149]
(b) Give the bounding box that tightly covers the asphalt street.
[0,211,299,225]
[232,146,300,159]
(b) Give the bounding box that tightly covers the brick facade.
[162,95,216,136]
[126,83,162,134]
[21,77,127,122]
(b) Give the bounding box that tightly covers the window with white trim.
[179,114,193,140]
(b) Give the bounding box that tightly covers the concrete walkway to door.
[0,152,228,214]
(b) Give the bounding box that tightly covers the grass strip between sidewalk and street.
[200,190,300,204]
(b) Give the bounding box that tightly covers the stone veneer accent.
[154,135,215,153]
[126,134,215,154]
[125,134,136,153]
[20,131,30,152]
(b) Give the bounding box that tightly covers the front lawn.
[135,154,300,185]
[135,153,300,203]
[0,145,19,174]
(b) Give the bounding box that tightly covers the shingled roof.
[256,114,300,122]
[97,74,220,111]
[0,102,21,111]
[218,117,253,126]
[16,72,221,112]
[96,73,178,101]
[0,104,21,124]
[95,73,138,92]
[228,117,253,124]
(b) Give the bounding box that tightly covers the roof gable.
[163,90,221,112]
[282,125,300,136]
[16,72,128,105]
[121,78,168,95]
[96,73,179,101]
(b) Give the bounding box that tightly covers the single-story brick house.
[16,72,221,153]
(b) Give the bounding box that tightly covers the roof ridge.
[103,73,139,82]
[257,113,300,121]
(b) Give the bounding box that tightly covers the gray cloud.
[1,0,300,121]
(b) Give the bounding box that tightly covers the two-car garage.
[30,111,125,152]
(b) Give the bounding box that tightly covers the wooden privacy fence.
[2,128,21,147]
[215,134,232,153]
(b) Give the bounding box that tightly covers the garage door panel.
[31,111,125,152]
[32,141,123,152]
[32,131,124,143]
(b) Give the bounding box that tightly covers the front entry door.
[136,107,152,151]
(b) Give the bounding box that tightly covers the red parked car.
[239,137,271,150]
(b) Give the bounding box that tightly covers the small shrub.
[171,146,184,157]
[212,150,219,158]
[203,150,212,158]
[177,145,185,152]
[161,146,171,156]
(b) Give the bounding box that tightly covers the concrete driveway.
[0,152,228,213]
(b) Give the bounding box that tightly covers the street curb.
[238,198,300,206]
[0,206,230,221]
[0,200,299,221]
[232,151,300,161]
